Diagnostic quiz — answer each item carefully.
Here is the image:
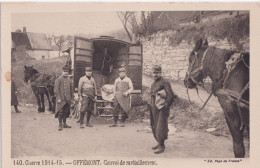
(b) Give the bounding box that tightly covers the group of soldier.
[54,65,134,130]
[12,64,175,154]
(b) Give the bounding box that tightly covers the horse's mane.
[31,68,39,75]
[204,46,235,83]
[25,67,56,86]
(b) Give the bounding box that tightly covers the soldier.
[54,66,74,131]
[110,67,133,127]
[150,65,174,154]
[11,81,21,113]
[78,66,97,128]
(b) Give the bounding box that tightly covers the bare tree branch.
[51,34,65,57]
[117,12,133,42]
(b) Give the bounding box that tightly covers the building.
[12,28,53,61]
[148,11,249,29]
[178,11,249,26]
[148,11,197,30]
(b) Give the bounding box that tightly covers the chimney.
[23,27,26,33]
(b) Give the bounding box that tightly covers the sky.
[11,12,125,36]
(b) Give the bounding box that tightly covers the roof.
[91,37,130,45]
[11,32,52,50]
[26,32,52,50]
[151,11,197,25]
[12,32,31,49]
[178,11,237,22]
[151,11,243,26]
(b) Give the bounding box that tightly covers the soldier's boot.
[86,112,93,127]
[109,116,118,127]
[161,141,165,149]
[51,98,56,114]
[48,103,53,112]
[154,146,164,154]
[154,141,165,154]
[63,117,71,128]
[152,142,165,150]
[120,115,126,127]
[42,106,45,113]
[79,112,85,128]
[152,143,160,150]
[58,115,63,131]
[14,105,21,113]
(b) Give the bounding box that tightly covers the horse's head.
[184,38,209,89]
[24,65,38,83]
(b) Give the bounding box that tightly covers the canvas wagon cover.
[73,36,143,93]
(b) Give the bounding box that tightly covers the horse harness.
[215,53,249,130]
[188,47,249,130]
[29,73,57,100]
[216,53,249,107]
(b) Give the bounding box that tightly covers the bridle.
[186,47,213,111]
[187,47,209,85]
[186,46,249,130]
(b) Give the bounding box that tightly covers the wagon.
[70,36,143,120]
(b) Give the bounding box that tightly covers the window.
[42,55,45,59]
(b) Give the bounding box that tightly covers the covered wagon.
[70,36,143,118]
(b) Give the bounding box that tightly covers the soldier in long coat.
[150,65,174,154]
[54,66,74,131]
[110,67,133,127]
[78,66,97,128]
[11,81,21,113]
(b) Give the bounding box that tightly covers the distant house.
[148,11,197,30]
[149,11,249,29]
[178,11,249,26]
[12,28,53,61]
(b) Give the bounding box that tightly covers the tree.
[117,11,140,43]
[66,34,74,48]
[139,11,154,36]
[47,34,65,57]
[117,11,156,41]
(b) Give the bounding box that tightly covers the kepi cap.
[119,67,126,72]
[62,65,70,72]
[153,65,162,73]
[85,66,92,71]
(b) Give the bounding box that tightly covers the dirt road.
[11,106,249,158]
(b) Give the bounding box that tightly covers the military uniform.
[11,81,21,113]
[110,67,133,127]
[150,65,174,154]
[54,66,73,131]
[78,68,97,128]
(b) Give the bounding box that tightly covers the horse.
[184,38,249,158]
[24,65,56,113]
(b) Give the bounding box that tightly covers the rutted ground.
[11,105,249,158]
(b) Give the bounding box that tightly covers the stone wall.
[140,30,249,81]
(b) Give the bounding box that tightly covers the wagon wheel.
[70,100,81,121]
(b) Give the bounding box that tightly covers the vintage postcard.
[1,2,260,168]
